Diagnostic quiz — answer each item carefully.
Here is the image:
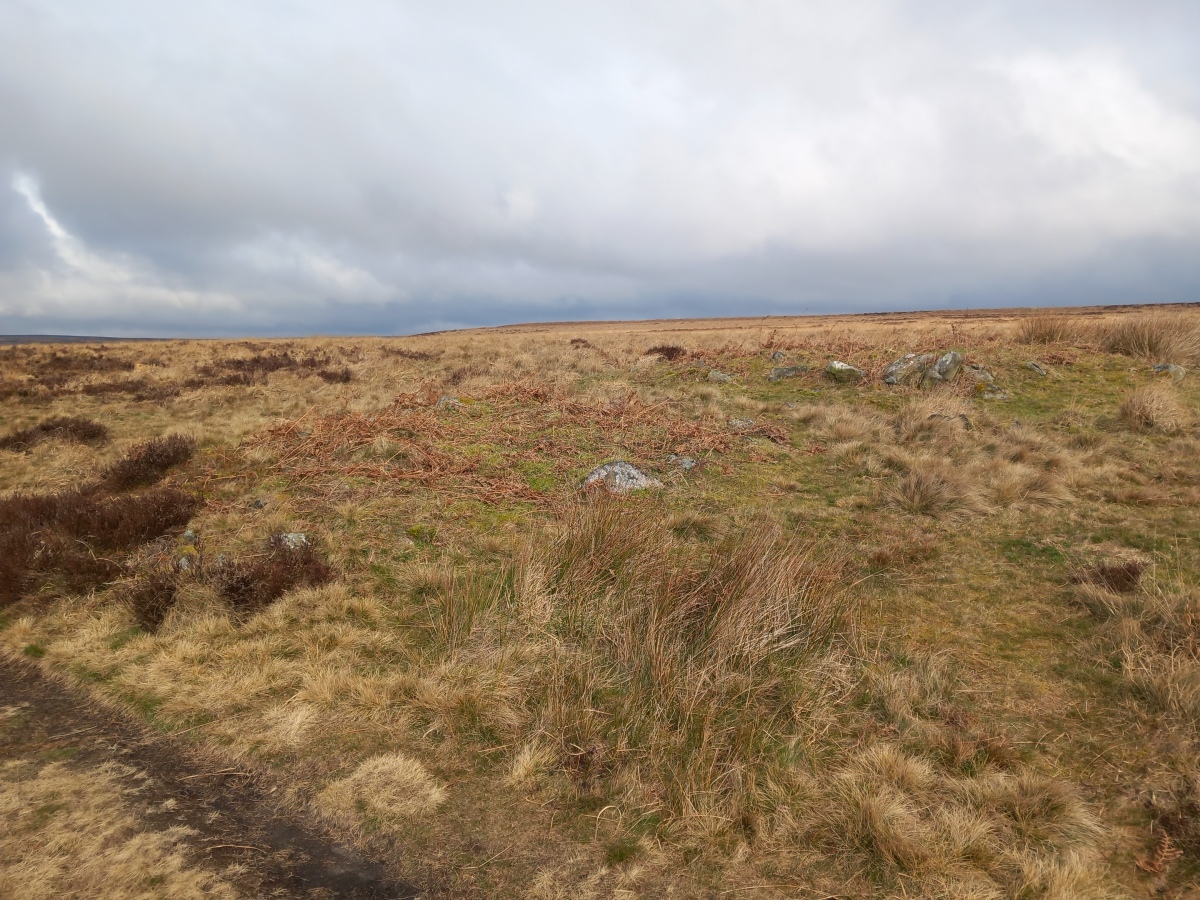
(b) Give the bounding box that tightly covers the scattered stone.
[707,370,733,384]
[770,350,786,362]
[177,555,194,572]
[667,454,698,471]
[582,461,663,493]
[768,365,808,382]
[1153,363,1187,381]
[436,395,465,410]
[1025,360,1048,376]
[278,532,310,550]
[928,413,972,431]
[250,498,268,510]
[962,364,995,385]
[920,351,964,389]
[825,360,865,383]
[882,353,933,385]
[181,529,199,546]
[980,390,1009,401]
[729,418,755,430]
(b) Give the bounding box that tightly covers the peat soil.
[0,654,417,899]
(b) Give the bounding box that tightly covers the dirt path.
[0,654,417,899]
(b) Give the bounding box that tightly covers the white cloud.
[0,1,1198,335]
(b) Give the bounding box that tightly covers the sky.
[1,1,1198,337]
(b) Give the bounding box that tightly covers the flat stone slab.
[582,461,663,493]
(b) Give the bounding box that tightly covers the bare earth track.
[0,654,415,899]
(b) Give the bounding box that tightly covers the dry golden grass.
[0,758,237,899]
[1120,382,1186,433]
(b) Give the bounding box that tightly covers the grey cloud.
[0,0,1198,337]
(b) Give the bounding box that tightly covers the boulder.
[919,351,964,389]
[882,353,934,385]
[582,461,663,494]
[1153,363,1186,381]
[770,350,786,362]
[768,365,808,382]
[1025,360,1048,376]
[825,360,865,383]
[962,364,994,385]
[707,370,733,384]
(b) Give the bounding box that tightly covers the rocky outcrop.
[882,353,934,385]
[768,366,808,382]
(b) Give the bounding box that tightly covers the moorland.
[2,303,1200,898]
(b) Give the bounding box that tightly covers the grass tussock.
[215,534,335,618]
[644,344,687,361]
[1120,383,1185,433]
[101,434,197,490]
[317,752,446,833]
[1017,314,1079,345]
[0,416,109,451]
[886,467,991,518]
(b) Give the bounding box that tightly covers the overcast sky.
[1,1,1198,336]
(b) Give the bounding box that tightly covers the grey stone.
[932,351,964,382]
[278,532,310,550]
[962,364,994,385]
[1153,363,1187,380]
[920,367,944,389]
[181,529,199,546]
[177,555,195,572]
[250,498,267,510]
[825,360,865,383]
[436,395,465,410]
[707,370,733,384]
[981,390,1009,401]
[667,454,698,471]
[768,365,808,382]
[729,418,755,430]
[1025,360,1048,376]
[882,353,934,385]
[582,461,663,493]
[770,350,786,362]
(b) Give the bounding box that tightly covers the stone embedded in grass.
[436,395,465,410]
[667,454,698,471]
[962,364,995,385]
[1026,360,1049,376]
[707,370,733,384]
[920,351,964,388]
[768,365,808,382]
[883,353,933,385]
[825,360,865,383]
[980,390,1009,401]
[582,461,662,493]
[770,350,786,362]
[1153,363,1186,380]
[250,498,267,509]
[729,418,755,430]
[278,532,310,550]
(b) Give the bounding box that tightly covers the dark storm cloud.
[0,1,1198,336]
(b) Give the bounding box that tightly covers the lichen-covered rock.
[825,360,865,383]
[729,418,755,430]
[962,364,994,385]
[770,350,786,362]
[667,454,698,471]
[436,395,465,410]
[1153,363,1186,380]
[707,370,733,384]
[582,461,662,493]
[1025,360,1048,376]
[278,532,310,550]
[882,353,933,385]
[768,366,807,382]
[919,351,964,388]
